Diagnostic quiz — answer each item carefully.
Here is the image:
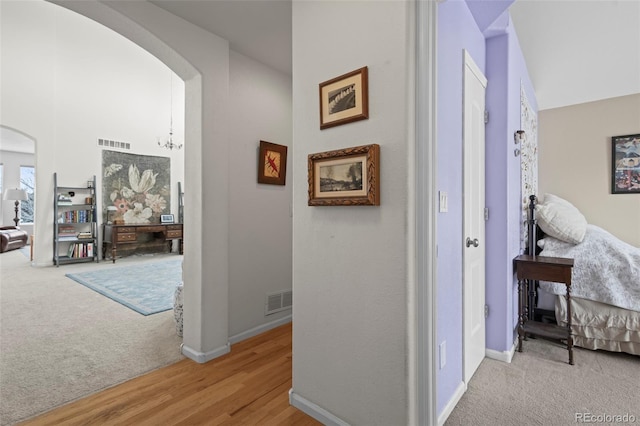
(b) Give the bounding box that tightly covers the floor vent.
[265,290,292,315]
[98,138,131,150]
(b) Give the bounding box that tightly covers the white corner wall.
[291,2,412,424]
[539,94,640,246]
[228,51,293,337]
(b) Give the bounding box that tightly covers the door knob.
[466,237,479,248]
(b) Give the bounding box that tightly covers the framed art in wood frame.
[258,140,288,185]
[319,66,369,130]
[308,144,380,206]
[611,133,640,194]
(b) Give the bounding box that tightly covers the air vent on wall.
[98,138,131,150]
[265,290,293,315]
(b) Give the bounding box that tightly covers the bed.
[526,194,640,356]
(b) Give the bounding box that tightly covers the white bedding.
[539,224,640,313]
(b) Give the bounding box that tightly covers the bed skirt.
[555,296,640,356]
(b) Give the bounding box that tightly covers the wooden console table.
[514,254,574,365]
[103,223,183,263]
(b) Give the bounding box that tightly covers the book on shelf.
[77,232,93,239]
[57,193,73,205]
[66,242,93,258]
[58,224,77,241]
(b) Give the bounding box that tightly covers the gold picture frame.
[319,66,369,130]
[258,140,288,186]
[308,144,380,206]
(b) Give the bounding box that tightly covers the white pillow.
[535,195,587,244]
[542,193,577,210]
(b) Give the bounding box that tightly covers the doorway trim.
[414,0,438,424]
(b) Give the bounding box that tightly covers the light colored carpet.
[445,338,640,425]
[0,250,184,425]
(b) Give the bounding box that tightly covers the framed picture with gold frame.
[319,66,369,130]
[258,140,287,185]
[308,144,380,206]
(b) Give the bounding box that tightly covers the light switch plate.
[439,191,448,213]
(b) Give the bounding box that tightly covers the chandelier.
[158,73,183,150]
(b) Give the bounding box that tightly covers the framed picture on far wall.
[258,140,288,186]
[611,133,640,194]
[308,144,380,206]
[160,214,175,224]
[319,66,369,130]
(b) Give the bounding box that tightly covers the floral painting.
[102,150,171,224]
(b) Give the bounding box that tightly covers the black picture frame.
[611,133,640,194]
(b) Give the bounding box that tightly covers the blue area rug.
[65,259,182,315]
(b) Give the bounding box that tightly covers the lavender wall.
[485,15,537,353]
[436,0,485,414]
[437,1,536,418]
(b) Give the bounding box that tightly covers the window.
[20,166,35,224]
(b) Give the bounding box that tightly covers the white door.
[463,50,487,384]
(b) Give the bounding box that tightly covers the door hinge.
[484,207,489,221]
[484,304,489,318]
[484,110,489,124]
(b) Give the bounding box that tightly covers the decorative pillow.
[542,193,577,210]
[535,196,587,244]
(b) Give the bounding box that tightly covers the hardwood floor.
[20,323,320,425]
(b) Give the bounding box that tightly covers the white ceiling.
[510,0,640,110]
[151,0,640,111]
[150,0,292,76]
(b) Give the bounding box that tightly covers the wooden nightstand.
[514,254,575,365]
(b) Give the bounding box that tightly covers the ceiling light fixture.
[158,73,182,151]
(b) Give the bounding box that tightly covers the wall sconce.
[514,130,525,157]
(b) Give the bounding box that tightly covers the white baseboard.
[228,315,292,345]
[485,339,517,363]
[289,389,350,426]
[181,342,230,363]
[181,316,291,363]
[437,381,466,426]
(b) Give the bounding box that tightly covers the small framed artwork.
[319,66,369,130]
[258,140,288,185]
[308,144,380,206]
[611,133,640,194]
[160,214,175,224]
